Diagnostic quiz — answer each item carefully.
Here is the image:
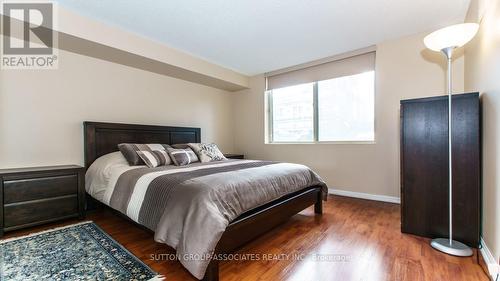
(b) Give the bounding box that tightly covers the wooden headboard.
[84,121,201,168]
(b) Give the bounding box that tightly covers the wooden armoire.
[400,92,481,247]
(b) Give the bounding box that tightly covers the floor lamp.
[423,23,479,257]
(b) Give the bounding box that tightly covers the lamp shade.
[424,23,479,51]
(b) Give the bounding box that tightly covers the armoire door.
[400,92,480,247]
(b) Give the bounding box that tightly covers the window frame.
[266,74,376,145]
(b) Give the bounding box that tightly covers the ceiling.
[55,0,471,75]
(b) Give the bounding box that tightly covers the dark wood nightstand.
[224,154,245,159]
[0,165,85,237]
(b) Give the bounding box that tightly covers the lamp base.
[430,238,473,257]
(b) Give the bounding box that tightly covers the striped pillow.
[167,148,199,166]
[137,149,172,168]
[118,143,171,166]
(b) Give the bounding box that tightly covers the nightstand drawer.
[4,195,78,229]
[4,174,78,204]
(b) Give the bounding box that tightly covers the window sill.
[265,141,376,145]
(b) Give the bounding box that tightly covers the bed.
[83,121,327,281]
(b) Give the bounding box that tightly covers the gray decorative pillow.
[188,143,227,163]
[167,148,199,166]
[118,143,171,166]
[137,149,172,168]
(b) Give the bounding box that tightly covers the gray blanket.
[102,160,327,279]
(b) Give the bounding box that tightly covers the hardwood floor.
[3,195,489,281]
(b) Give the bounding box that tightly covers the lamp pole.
[442,46,454,246]
[424,22,479,257]
[429,47,473,257]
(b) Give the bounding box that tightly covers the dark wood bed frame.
[84,121,323,281]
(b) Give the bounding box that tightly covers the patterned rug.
[0,221,163,281]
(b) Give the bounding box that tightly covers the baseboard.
[328,188,400,204]
[480,237,499,280]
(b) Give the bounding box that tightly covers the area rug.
[0,221,164,281]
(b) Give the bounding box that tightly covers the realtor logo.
[1,1,58,69]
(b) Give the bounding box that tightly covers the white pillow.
[85,151,133,202]
[188,143,227,163]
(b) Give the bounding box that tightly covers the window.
[270,83,314,142]
[267,71,375,143]
[265,50,376,143]
[318,71,375,141]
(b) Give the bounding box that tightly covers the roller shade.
[266,51,376,91]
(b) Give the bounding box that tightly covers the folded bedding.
[86,152,327,279]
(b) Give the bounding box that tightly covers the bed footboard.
[202,186,323,281]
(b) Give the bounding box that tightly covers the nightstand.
[0,165,85,237]
[224,154,245,159]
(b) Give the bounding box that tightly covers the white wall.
[0,49,236,168]
[232,31,464,198]
[465,0,500,270]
